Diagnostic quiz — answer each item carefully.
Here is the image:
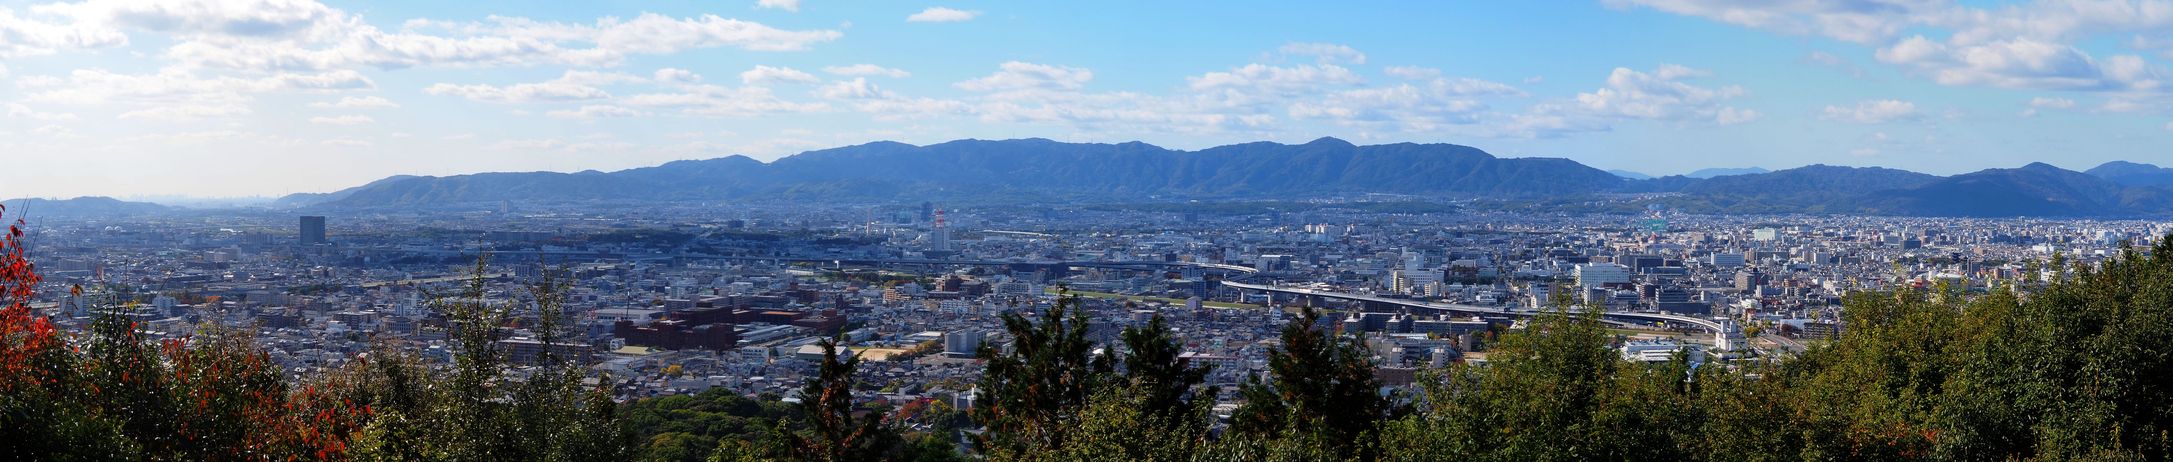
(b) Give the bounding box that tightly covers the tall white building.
[930,209,952,251]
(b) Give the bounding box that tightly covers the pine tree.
[971,291,1112,457]
[1229,307,1391,460]
[792,337,899,461]
[1118,313,1211,430]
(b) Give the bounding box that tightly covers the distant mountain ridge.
[1684,167,1769,178]
[284,137,1627,207]
[1,197,170,217]
[275,138,2173,218]
[2087,161,2173,187]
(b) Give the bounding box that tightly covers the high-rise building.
[299,216,327,245]
[920,201,934,223]
[930,209,951,251]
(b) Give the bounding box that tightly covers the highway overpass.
[1221,281,1725,333]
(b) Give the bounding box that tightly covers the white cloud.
[31,124,74,137]
[756,0,801,12]
[1279,42,1367,64]
[487,137,638,152]
[1574,65,1750,122]
[848,97,970,120]
[2165,121,2173,131]
[154,9,843,71]
[654,68,702,84]
[4,103,77,121]
[1822,99,1920,123]
[810,78,968,119]
[956,61,1093,92]
[0,7,130,58]
[1603,0,1945,44]
[39,0,337,38]
[1290,84,1488,130]
[1803,50,1866,77]
[2019,96,2075,116]
[1187,63,1363,97]
[1383,66,1440,80]
[823,64,910,78]
[1490,64,1754,137]
[321,138,373,148]
[2030,96,2077,109]
[1495,106,1611,139]
[490,138,568,151]
[971,93,1271,133]
[424,70,638,103]
[817,78,886,99]
[740,65,818,85]
[309,96,398,109]
[1623,0,2173,94]
[1286,72,1521,131]
[546,105,642,119]
[1716,107,1762,125]
[309,115,375,125]
[117,103,253,120]
[23,68,373,104]
[907,7,978,23]
[1875,36,2163,91]
[622,84,827,116]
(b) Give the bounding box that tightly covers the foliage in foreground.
[0,205,629,461]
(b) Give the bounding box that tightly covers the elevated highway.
[1221,281,1725,333]
[671,253,1260,275]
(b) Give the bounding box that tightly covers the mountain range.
[281,137,1630,207]
[0,197,173,218]
[126,138,2173,218]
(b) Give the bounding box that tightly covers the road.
[1221,280,1726,333]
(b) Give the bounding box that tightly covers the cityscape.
[5,0,2173,461]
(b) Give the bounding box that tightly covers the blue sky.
[2,0,2170,198]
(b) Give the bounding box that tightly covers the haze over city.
[5,0,2173,198]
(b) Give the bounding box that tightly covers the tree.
[1228,307,1392,460]
[1118,312,1212,431]
[341,259,631,461]
[971,291,1112,457]
[791,337,900,461]
[1016,312,1219,461]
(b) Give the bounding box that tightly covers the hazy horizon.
[5,135,2162,203]
[4,0,2172,198]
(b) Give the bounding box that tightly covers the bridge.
[1220,281,1725,333]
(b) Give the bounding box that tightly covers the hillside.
[289,137,1626,207]
[1873,163,2145,217]
[2087,161,2173,187]
[0,197,170,217]
[273,138,2173,217]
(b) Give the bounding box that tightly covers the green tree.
[1228,307,1392,461]
[1118,312,1213,432]
[791,337,901,461]
[972,291,1113,457]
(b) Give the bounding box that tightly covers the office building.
[299,216,327,245]
[1575,263,1630,289]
